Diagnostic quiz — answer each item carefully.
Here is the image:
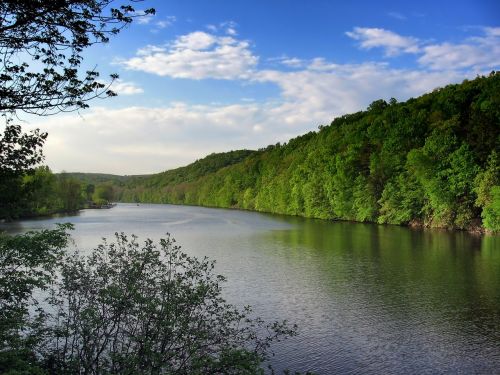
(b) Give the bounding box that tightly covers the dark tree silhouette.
[0,0,154,116]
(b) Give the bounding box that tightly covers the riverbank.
[1,202,117,223]
[115,200,495,235]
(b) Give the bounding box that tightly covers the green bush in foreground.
[0,228,297,374]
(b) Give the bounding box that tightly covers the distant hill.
[106,73,500,232]
[60,173,136,186]
[124,149,256,189]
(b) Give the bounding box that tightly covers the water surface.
[2,203,499,374]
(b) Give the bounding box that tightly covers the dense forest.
[14,73,500,232]
[115,73,500,232]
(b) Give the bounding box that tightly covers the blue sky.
[30,0,500,174]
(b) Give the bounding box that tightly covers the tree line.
[0,164,118,220]
[116,73,500,233]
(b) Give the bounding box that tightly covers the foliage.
[6,167,86,217]
[0,224,71,374]
[0,0,154,116]
[0,123,47,220]
[116,73,500,232]
[56,173,84,211]
[474,151,500,232]
[0,229,296,374]
[2,163,128,218]
[93,182,114,202]
[481,186,500,232]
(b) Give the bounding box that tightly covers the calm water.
[2,203,499,374]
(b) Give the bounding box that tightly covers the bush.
[482,186,500,232]
[0,229,297,374]
[0,224,71,374]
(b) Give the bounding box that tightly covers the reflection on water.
[261,219,499,373]
[1,204,499,374]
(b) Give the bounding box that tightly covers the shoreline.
[118,201,495,236]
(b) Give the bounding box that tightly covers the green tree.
[57,174,83,211]
[474,151,500,232]
[94,183,114,203]
[22,166,58,215]
[84,183,95,202]
[481,186,500,232]
[0,123,47,219]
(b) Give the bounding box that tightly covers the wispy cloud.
[206,24,218,32]
[205,21,238,36]
[387,12,407,20]
[134,11,176,31]
[110,80,144,95]
[346,27,420,56]
[221,21,238,36]
[418,26,500,70]
[154,16,176,29]
[346,26,500,70]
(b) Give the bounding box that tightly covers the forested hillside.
[64,172,133,185]
[120,74,498,232]
[122,149,256,199]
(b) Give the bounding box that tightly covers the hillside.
[115,73,500,232]
[62,173,136,186]
[120,149,256,200]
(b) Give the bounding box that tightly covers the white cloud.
[418,28,500,70]
[155,16,176,29]
[307,58,339,71]
[110,80,144,95]
[134,11,175,29]
[174,31,217,50]
[136,45,166,56]
[30,104,263,174]
[485,27,500,37]
[121,31,258,80]
[346,27,420,56]
[33,61,468,174]
[253,63,463,129]
[346,26,500,70]
[281,57,304,68]
[33,27,500,174]
[221,21,238,36]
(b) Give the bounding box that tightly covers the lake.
[2,203,499,374]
